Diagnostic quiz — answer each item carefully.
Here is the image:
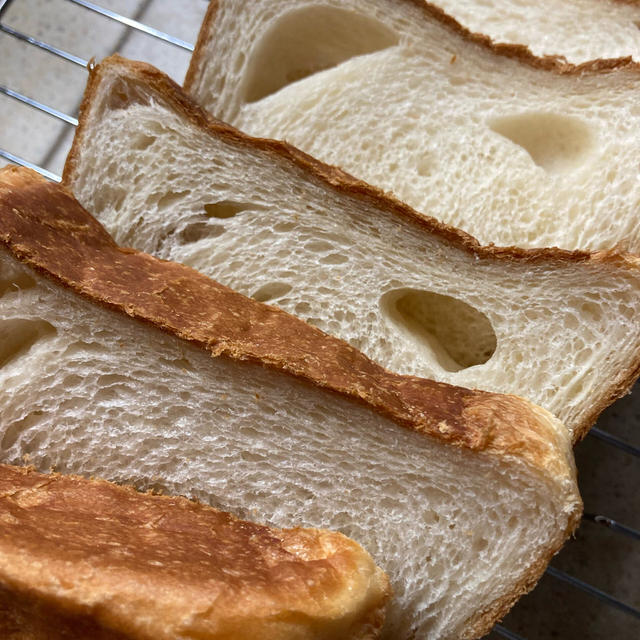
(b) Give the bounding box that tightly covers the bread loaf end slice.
[0,464,390,640]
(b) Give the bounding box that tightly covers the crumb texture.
[430,0,640,62]
[67,62,640,440]
[0,247,577,639]
[187,0,640,252]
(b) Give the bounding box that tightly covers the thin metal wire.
[493,625,528,640]
[0,23,89,67]
[583,513,640,541]
[0,149,61,182]
[546,566,640,620]
[66,0,194,51]
[0,86,78,126]
[590,427,640,457]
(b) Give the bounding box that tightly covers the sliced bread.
[427,0,640,62]
[0,463,390,640]
[0,166,581,640]
[184,0,640,252]
[64,57,640,442]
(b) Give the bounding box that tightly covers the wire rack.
[0,1,638,638]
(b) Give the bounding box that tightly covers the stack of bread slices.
[2,1,639,638]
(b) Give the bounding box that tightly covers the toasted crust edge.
[63,56,640,442]
[4,164,578,481]
[0,464,391,640]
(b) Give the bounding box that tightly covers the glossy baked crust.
[0,464,390,640]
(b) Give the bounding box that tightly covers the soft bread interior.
[186,0,640,252]
[423,0,640,62]
[0,249,577,639]
[66,64,640,441]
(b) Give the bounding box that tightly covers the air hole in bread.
[203,201,265,219]
[0,319,56,370]
[131,134,156,151]
[0,272,36,299]
[305,240,335,253]
[21,429,49,458]
[422,511,440,525]
[2,409,45,452]
[473,537,489,552]
[320,253,348,265]
[240,450,268,463]
[579,300,603,322]
[274,221,297,233]
[178,222,225,244]
[160,356,195,373]
[417,157,433,178]
[380,289,496,372]
[93,185,126,213]
[105,78,153,112]
[242,6,399,103]
[295,301,312,315]
[489,113,594,173]
[157,191,191,210]
[251,282,293,303]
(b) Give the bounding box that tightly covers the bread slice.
[0,463,390,640]
[419,0,640,62]
[184,0,640,252]
[64,57,640,442]
[0,166,580,639]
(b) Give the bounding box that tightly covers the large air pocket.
[0,319,57,369]
[489,113,594,173]
[242,6,398,103]
[0,271,36,299]
[380,289,496,372]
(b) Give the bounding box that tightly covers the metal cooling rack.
[0,1,638,638]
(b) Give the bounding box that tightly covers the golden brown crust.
[406,0,640,72]
[0,463,390,640]
[63,56,640,442]
[183,0,219,93]
[183,0,640,101]
[3,164,574,478]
